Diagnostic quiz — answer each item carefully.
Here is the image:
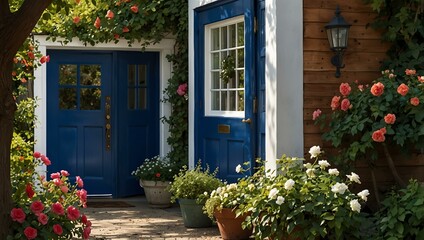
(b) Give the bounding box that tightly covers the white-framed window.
[204,16,245,117]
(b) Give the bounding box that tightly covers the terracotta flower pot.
[139,180,172,208]
[214,208,252,240]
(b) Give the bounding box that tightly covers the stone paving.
[83,196,221,240]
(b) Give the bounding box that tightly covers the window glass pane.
[212,71,220,89]
[229,91,236,111]
[237,49,244,68]
[212,53,220,70]
[59,65,77,85]
[211,28,220,50]
[221,26,228,49]
[80,88,101,110]
[238,90,245,111]
[238,70,245,88]
[237,22,244,46]
[211,91,220,110]
[128,65,136,86]
[81,65,101,86]
[138,65,147,86]
[128,88,135,110]
[229,24,236,48]
[59,88,77,110]
[221,91,228,111]
[229,74,236,88]
[138,88,147,109]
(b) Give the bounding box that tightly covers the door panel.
[195,0,256,182]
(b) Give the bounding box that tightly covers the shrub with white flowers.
[239,146,370,240]
[131,156,178,182]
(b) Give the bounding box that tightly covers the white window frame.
[204,15,245,118]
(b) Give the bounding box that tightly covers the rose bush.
[314,69,424,186]
[8,151,90,240]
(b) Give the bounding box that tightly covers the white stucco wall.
[33,36,174,173]
[188,0,304,171]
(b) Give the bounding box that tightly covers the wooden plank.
[304,23,383,40]
[304,8,376,25]
[304,71,380,84]
[303,0,373,13]
[304,38,390,53]
[304,51,386,71]
[303,82,341,97]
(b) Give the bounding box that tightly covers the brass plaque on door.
[218,124,230,134]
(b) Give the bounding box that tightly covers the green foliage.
[239,147,369,240]
[374,179,424,239]
[363,0,424,75]
[131,155,179,182]
[169,163,223,203]
[315,70,424,169]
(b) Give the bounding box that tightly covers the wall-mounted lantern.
[325,6,351,78]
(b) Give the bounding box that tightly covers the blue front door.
[47,50,159,197]
[194,0,256,182]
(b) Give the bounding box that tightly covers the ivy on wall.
[34,0,189,166]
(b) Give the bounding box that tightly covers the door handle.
[241,118,251,124]
[105,96,111,151]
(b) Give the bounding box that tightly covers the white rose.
[204,191,208,196]
[268,188,279,200]
[303,163,312,169]
[318,160,330,169]
[331,182,348,194]
[216,187,222,194]
[248,184,255,191]
[284,179,295,190]
[347,172,361,184]
[350,199,361,213]
[276,196,285,205]
[308,146,321,158]
[235,164,242,173]
[357,189,370,202]
[306,168,315,178]
[328,168,340,176]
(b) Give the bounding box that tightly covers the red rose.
[83,226,91,240]
[26,183,35,199]
[106,10,114,19]
[114,34,120,40]
[330,96,341,110]
[339,83,351,96]
[340,98,351,111]
[410,97,420,106]
[397,83,409,96]
[51,202,65,215]
[370,82,384,96]
[40,55,50,64]
[37,213,48,225]
[40,155,51,165]
[155,173,161,178]
[10,208,26,223]
[73,16,80,24]
[24,227,37,240]
[30,200,44,214]
[384,113,396,124]
[27,51,35,59]
[81,214,88,224]
[122,26,130,33]
[94,17,101,29]
[33,152,41,158]
[53,224,63,235]
[131,5,139,13]
[67,206,81,221]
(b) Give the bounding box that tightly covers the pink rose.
[397,83,409,96]
[61,185,69,193]
[358,85,364,91]
[418,76,424,83]
[105,10,114,19]
[51,172,60,179]
[73,16,80,24]
[410,97,420,106]
[340,98,351,111]
[10,208,26,223]
[130,5,139,13]
[51,202,65,215]
[370,82,384,96]
[41,155,51,165]
[40,55,50,64]
[77,189,88,207]
[177,83,188,96]
[312,109,322,121]
[94,17,101,29]
[24,227,37,240]
[33,152,41,158]
[384,113,396,124]
[67,206,81,221]
[330,96,341,110]
[76,176,84,188]
[372,128,386,142]
[122,26,130,33]
[60,170,70,177]
[37,213,48,225]
[30,200,44,214]
[339,83,351,96]
[53,178,62,186]
[53,224,63,235]
[405,69,416,75]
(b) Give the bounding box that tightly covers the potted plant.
[169,164,223,228]
[239,146,370,240]
[132,156,178,208]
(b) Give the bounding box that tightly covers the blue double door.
[194,0,265,182]
[47,50,159,197]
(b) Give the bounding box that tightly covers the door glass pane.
[59,88,77,110]
[237,22,244,46]
[138,88,146,109]
[221,26,228,49]
[238,90,245,111]
[128,65,136,86]
[80,88,101,110]
[211,28,220,50]
[138,65,147,86]
[229,91,236,111]
[211,71,220,89]
[59,65,77,85]
[237,49,244,68]
[238,70,245,88]
[81,65,101,86]
[128,88,135,110]
[221,91,227,111]
[212,53,220,70]
[229,24,236,48]
[211,91,219,110]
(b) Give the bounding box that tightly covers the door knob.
[241,118,251,123]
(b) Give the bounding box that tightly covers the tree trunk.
[0,0,53,238]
